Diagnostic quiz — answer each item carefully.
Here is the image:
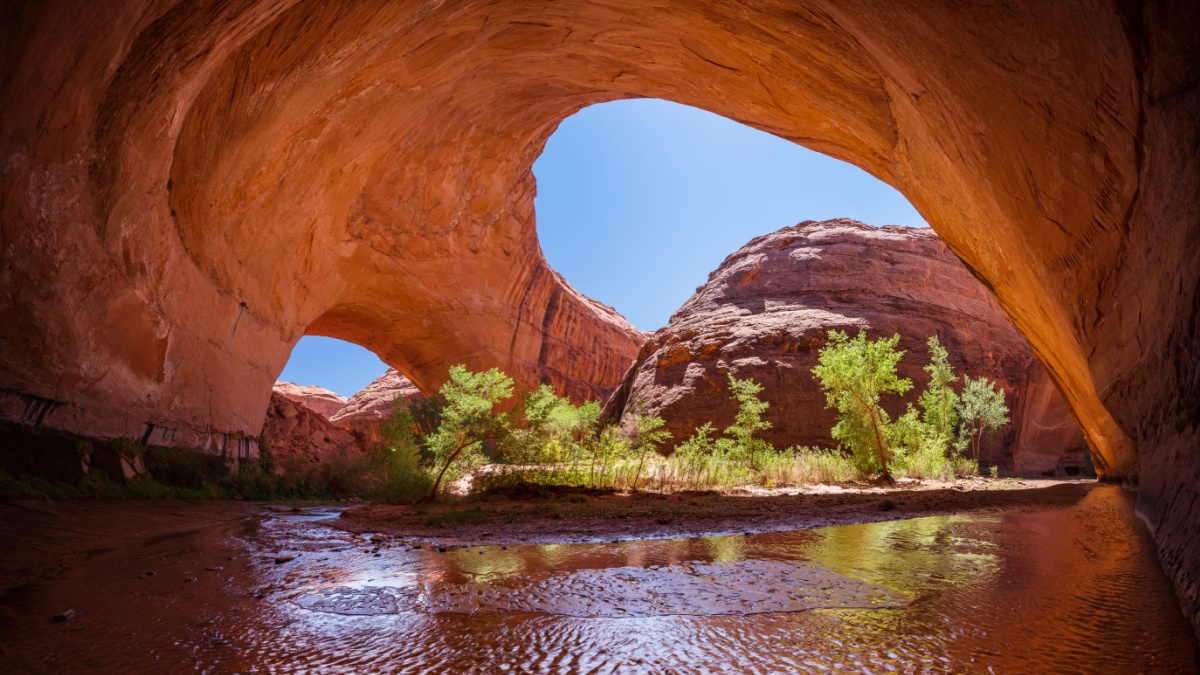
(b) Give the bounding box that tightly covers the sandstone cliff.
[330,370,427,442]
[272,382,347,419]
[606,220,1087,472]
[261,393,363,468]
[1,0,1194,633]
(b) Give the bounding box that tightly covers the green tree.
[812,330,913,481]
[627,412,670,491]
[510,384,601,463]
[369,405,432,502]
[957,375,1010,462]
[722,373,773,462]
[918,335,959,447]
[408,392,446,440]
[586,424,632,488]
[424,365,514,499]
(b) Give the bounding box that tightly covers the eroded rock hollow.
[606,220,1088,474]
[1,0,1196,632]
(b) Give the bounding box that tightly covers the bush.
[365,442,432,503]
[812,330,913,480]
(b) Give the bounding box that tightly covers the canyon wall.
[329,370,427,442]
[0,0,1195,632]
[605,220,1086,472]
[261,393,363,468]
[272,383,347,420]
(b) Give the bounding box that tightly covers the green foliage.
[957,375,1011,462]
[506,385,601,465]
[918,335,960,445]
[425,365,515,498]
[584,424,635,489]
[812,330,912,479]
[368,406,434,503]
[889,404,953,480]
[628,411,671,490]
[722,374,773,463]
[408,393,447,440]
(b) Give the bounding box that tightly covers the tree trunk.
[632,444,649,491]
[424,436,468,501]
[870,408,892,482]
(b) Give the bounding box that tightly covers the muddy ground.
[337,477,1100,546]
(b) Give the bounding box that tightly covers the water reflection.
[1,485,1195,673]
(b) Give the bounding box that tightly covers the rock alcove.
[1,0,1196,631]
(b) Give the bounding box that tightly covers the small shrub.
[951,456,979,477]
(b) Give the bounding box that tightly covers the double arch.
[1,0,1195,629]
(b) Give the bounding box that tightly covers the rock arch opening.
[532,98,928,331]
[278,337,389,400]
[1,0,1195,630]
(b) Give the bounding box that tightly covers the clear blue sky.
[280,98,926,396]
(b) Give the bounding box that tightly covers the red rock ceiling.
[1,0,1196,632]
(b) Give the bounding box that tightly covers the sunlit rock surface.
[0,0,1195,632]
[272,383,347,420]
[330,369,427,442]
[606,220,1087,472]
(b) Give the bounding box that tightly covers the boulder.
[606,220,1087,471]
[272,382,348,420]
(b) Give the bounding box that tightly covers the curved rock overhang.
[1,0,1197,631]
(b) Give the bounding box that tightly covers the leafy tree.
[586,424,632,488]
[408,392,446,441]
[509,384,601,463]
[369,405,431,502]
[812,330,913,481]
[957,375,1010,462]
[672,422,718,486]
[424,365,514,499]
[722,373,773,462]
[918,335,959,446]
[627,412,670,491]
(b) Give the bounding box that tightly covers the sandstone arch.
[1,0,1196,629]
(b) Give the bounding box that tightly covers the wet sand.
[0,483,1195,673]
[337,477,1100,546]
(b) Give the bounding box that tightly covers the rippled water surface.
[2,484,1196,673]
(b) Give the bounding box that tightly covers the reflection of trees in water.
[703,534,746,563]
[801,515,999,595]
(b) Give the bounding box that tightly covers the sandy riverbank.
[336,477,1100,546]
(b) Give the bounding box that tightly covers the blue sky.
[280,98,926,396]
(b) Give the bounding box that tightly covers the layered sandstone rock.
[1012,372,1091,475]
[261,393,362,468]
[0,0,1195,632]
[606,220,1087,470]
[272,382,347,420]
[330,370,427,442]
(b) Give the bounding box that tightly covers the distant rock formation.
[330,370,427,442]
[605,219,1087,472]
[261,394,363,468]
[272,382,347,419]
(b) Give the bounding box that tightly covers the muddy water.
[1,485,1196,673]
